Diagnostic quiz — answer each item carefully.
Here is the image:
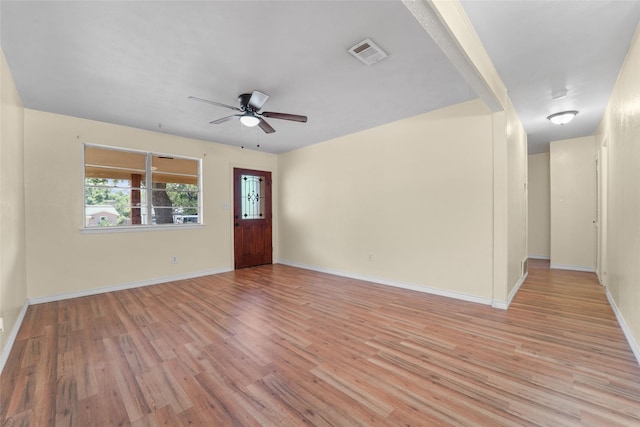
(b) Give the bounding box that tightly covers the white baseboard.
[0,300,29,376]
[605,287,640,366]
[550,264,596,273]
[277,259,494,306]
[492,272,528,310]
[528,255,550,260]
[28,268,232,305]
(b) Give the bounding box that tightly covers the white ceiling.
[2,1,640,154]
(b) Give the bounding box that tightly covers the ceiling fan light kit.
[547,110,578,125]
[189,90,307,134]
[239,115,260,127]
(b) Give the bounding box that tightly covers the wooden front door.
[233,168,272,269]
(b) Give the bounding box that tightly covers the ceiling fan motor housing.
[238,93,253,111]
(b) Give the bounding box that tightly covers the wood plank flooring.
[2,260,639,426]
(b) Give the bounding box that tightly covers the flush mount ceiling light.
[239,114,260,127]
[547,110,578,125]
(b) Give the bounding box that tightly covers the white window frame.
[82,144,203,233]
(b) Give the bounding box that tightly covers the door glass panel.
[241,174,265,219]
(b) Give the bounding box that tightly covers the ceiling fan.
[188,90,307,134]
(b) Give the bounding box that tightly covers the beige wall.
[24,110,277,300]
[0,49,28,361]
[506,102,528,298]
[596,23,640,358]
[528,153,550,258]
[412,1,527,305]
[279,100,497,301]
[550,136,596,270]
[491,111,509,304]
[489,102,528,306]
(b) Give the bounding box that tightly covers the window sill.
[81,224,205,234]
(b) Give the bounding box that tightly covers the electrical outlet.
[171,256,178,264]
[0,317,4,334]
[368,254,373,262]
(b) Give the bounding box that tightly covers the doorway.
[233,168,272,269]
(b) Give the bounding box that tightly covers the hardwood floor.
[2,260,639,426]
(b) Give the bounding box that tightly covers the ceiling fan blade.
[262,111,308,123]
[189,96,242,112]
[248,90,269,111]
[210,115,239,124]
[258,118,276,134]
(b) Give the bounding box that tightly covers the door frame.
[232,167,273,269]
[596,139,609,285]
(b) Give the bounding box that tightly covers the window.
[84,145,201,228]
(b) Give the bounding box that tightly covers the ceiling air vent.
[348,38,388,65]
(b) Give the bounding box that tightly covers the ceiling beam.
[402,0,506,112]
